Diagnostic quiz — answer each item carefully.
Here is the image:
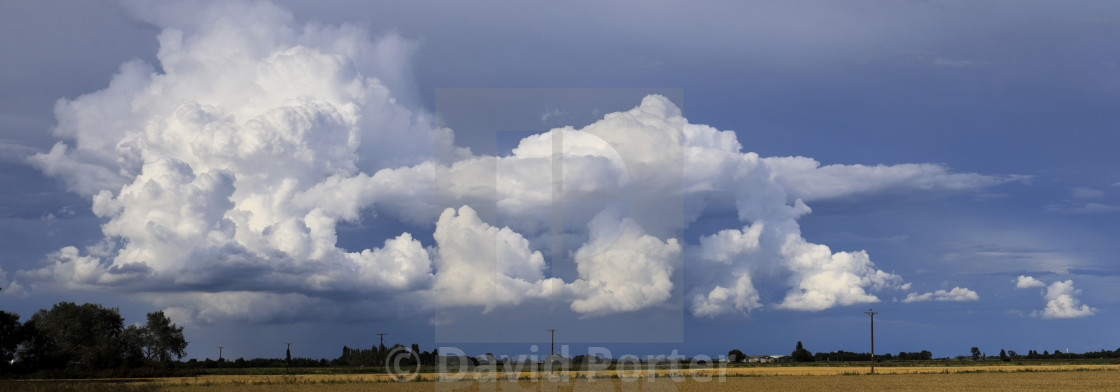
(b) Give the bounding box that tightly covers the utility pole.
[376,333,388,348]
[218,346,224,362]
[865,309,878,374]
[547,329,558,357]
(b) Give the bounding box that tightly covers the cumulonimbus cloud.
[11,0,1017,325]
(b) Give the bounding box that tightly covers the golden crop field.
[149,370,1120,392]
[5,365,1119,391]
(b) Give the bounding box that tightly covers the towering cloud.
[1037,280,1095,319]
[428,206,560,311]
[1016,276,1095,319]
[569,209,681,316]
[13,0,1014,324]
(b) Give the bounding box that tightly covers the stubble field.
[5,364,1120,391]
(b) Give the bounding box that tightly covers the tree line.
[727,341,929,363]
[174,343,445,369]
[968,346,1120,361]
[0,302,187,376]
[336,343,439,367]
[727,341,1120,363]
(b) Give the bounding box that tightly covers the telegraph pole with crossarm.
[865,309,878,374]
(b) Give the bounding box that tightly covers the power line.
[864,309,878,374]
[546,329,558,357]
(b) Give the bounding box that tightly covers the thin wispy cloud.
[1047,203,1120,214]
[932,57,992,68]
[540,108,568,125]
[1069,187,1105,199]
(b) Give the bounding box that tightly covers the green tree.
[999,349,1009,362]
[792,341,813,362]
[23,302,126,370]
[141,311,188,363]
[0,311,23,372]
[970,347,981,361]
[728,349,745,362]
[120,324,146,366]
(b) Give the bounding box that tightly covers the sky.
[0,0,1118,361]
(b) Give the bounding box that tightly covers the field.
[4,364,1120,391]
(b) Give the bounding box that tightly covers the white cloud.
[690,272,762,317]
[1070,187,1105,199]
[697,223,763,263]
[12,0,1016,323]
[16,246,148,291]
[315,232,433,292]
[901,287,979,303]
[1047,202,1120,214]
[762,157,1021,202]
[1047,187,1120,214]
[14,0,456,318]
[1015,275,1046,289]
[1013,276,1096,319]
[157,291,335,326]
[427,206,561,312]
[0,141,43,164]
[775,237,906,311]
[540,108,567,124]
[1070,203,1120,214]
[1036,280,1095,319]
[569,208,681,316]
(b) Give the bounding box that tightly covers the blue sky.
[0,0,1117,361]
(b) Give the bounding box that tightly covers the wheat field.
[5,365,1118,391]
[147,372,1120,392]
[141,364,1120,391]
